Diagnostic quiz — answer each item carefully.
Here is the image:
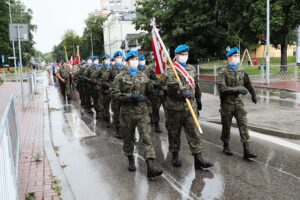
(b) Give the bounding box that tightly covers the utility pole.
[297,26,300,65]
[266,0,270,84]
[8,0,18,81]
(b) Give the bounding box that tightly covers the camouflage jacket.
[83,65,93,84]
[111,70,153,112]
[165,64,201,111]
[90,65,105,90]
[74,66,86,87]
[58,66,71,81]
[216,65,255,105]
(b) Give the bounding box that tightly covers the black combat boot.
[146,159,163,179]
[243,143,257,160]
[127,155,136,171]
[194,153,214,170]
[223,142,233,156]
[172,152,182,167]
[115,127,122,139]
[154,123,162,133]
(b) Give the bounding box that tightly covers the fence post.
[260,65,265,84]
[214,65,217,82]
[295,65,299,81]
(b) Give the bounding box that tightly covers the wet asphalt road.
[45,78,300,200]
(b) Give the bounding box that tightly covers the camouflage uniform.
[107,64,124,133]
[165,64,203,154]
[111,70,156,158]
[216,65,256,144]
[83,65,93,109]
[58,66,71,100]
[100,66,114,123]
[74,65,86,106]
[90,65,104,117]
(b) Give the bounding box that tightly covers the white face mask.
[104,59,110,65]
[87,59,92,64]
[129,60,139,70]
[94,60,99,64]
[231,57,240,65]
[111,61,116,65]
[116,58,122,64]
[139,60,146,66]
[178,55,188,64]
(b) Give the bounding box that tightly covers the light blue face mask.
[229,64,238,71]
[128,69,138,76]
[115,63,121,69]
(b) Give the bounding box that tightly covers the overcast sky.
[22,0,100,53]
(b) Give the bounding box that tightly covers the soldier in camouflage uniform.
[90,56,103,119]
[216,47,257,160]
[83,57,94,113]
[100,54,113,127]
[57,62,71,101]
[138,55,164,133]
[108,50,125,138]
[165,45,213,169]
[74,61,87,107]
[111,51,163,179]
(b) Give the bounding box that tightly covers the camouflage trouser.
[92,89,101,112]
[99,93,111,121]
[149,97,161,124]
[77,85,86,106]
[112,99,121,128]
[219,104,249,144]
[166,109,203,154]
[85,83,93,108]
[60,81,71,99]
[120,105,156,159]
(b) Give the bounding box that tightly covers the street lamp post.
[8,0,18,81]
[297,26,300,65]
[266,0,270,85]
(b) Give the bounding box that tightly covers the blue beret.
[226,47,239,57]
[113,50,123,58]
[102,54,110,60]
[92,56,99,61]
[125,51,138,61]
[80,61,87,65]
[87,56,93,60]
[138,55,145,60]
[174,45,189,54]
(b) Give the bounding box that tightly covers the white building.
[102,12,144,56]
[99,0,136,16]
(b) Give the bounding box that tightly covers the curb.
[44,87,76,200]
[202,119,300,140]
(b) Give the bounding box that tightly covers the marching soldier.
[99,54,112,125]
[83,57,94,113]
[111,51,163,179]
[74,61,87,107]
[165,44,213,169]
[109,50,125,138]
[90,56,103,119]
[216,47,257,160]
[138,55,163,133]
[57,61,72,101]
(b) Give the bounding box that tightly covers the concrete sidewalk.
[200,93,300,139]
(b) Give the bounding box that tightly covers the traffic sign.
[9,24,29,42]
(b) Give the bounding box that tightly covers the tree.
[81,13,106,59]
[61,29,81,58]
[134,0,231,62]
[216,0,300,66]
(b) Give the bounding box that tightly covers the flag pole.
[64,46,69,62]
[151,19,203,134]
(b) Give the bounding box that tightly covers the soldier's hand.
[197,101,202,111]
[236,86,248,95]
[252,95,257,104]
[61,79,65,83]
[131,93,146,103]
[181,88,191,99]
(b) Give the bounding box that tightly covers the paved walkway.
[0,80,60,199]
[199,75,300,92]
[200,93,300,139]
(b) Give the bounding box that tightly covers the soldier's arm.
[100,71,111,89]
[244,72,255,96]
[166,67,185,93]
[216,69,238,95]
[56,70,64,82]
[195,73,202,103]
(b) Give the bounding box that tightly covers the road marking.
[65,113,96,138]
[249,130,300,152]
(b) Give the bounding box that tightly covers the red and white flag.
[151,29,166,74]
